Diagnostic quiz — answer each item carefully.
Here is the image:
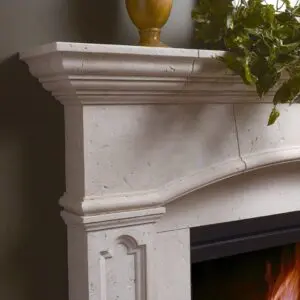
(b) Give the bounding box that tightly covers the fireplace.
[192,243,300,299]
[20,42,300,300]
[191,212,300,299]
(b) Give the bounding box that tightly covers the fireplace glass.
[192,243,300,299]
[191,212,300,300]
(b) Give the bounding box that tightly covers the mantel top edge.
[20,41,225,60]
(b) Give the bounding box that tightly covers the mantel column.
[62,208,165,300]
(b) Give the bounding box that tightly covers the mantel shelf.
[20,42,269,105]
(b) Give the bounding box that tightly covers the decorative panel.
[98,235,147,300]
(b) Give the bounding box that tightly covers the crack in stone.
[233,104,248,171]
[181,51,198,94]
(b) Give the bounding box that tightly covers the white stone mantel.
[21,42,300,300]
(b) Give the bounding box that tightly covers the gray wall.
[0,1,196,299]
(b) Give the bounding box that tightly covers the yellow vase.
[125,0,173,47]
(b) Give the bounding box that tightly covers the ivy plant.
[192,0,300,125]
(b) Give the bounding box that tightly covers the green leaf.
[195,22,224,42]
[243,56,257,85]
[293,5,300,16]
[254,38,272,57]
[279,42,300,54]
[263,4,276,23]
[218,53,257,85]
[273,83,292,104]
[218,53,242,74]
[268,107,280,126]
[210,0,234,14]
[281,0,292,10]
[276,54,298,65]
[250,56,279,97]
[276,12,293,23]
[256,71,280,98]
[193,0,300,125]
[273,75,300,104]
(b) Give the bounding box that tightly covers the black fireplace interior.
[190,211,300,300]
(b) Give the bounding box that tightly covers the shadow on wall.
[0,55,67,300]
[68,0,136,44]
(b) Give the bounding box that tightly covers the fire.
[266,244,300,300]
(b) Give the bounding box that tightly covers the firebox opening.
[190,211,300,300]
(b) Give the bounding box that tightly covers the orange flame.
[266,244,300,300]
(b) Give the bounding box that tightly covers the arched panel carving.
[98,235,147,300]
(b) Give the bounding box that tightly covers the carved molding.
[20,42,273,105]
[97,236,147,300]
[60,147,300,215]
[61,208,166,231]
[117,236,147,300]
[98,251,113,300]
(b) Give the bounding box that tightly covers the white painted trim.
[60,146,300,215]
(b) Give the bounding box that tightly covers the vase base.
[137,28,170,48]
[138,41,169,48]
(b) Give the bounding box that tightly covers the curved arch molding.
[60,146,300,215]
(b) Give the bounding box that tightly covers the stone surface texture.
[21,42,300,300]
